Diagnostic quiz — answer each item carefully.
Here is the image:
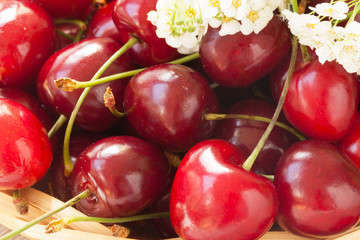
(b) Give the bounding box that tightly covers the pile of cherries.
[1,0,360,239]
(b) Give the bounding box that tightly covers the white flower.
[309,2,349,20]
[333,39,360,74]
[219,17,241,35]
[240,1,276,35]
[219,0,249,19]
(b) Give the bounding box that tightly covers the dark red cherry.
[0,98,53,190]
[199,16,290,88]
[37,37,135,132]
[214,98,299,175]
[283,60,358,141]
[275,140,360,238]
[338,113,360,169]
[0,0,57,87]
[112,0,180,66]
[170,139,278,240]
[86,1,122,43]
[56,22,82,50]
[70,136,170,217]
[33,0,92,19]
[123,64,220,152]
[51,130,107,202]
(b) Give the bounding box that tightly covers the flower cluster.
[282,1,360,75]
[148,0,286,54]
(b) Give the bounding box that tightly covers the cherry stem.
[0,189,92,240]
[242,36,299,172]
[103,87,125,118]
[12,190,29,216]
[290,0,299,13]
[47,114,68,139]
[204,113,306,141]
[45,212,169,234]
[163,151,182,167]
[261,175,275,182]
[55,52,200,91]
[54,19,87,43]
[63,36,140,177]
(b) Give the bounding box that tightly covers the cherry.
[0,0,57,87]
[275,140,360,238]
[214,98,300,175]
[170,139,278,240]
[123,64,220,152]
[283,59,358,141]
[112,0,180,66]
[33,0,92,19]
[37,37,135,132]
[199,16,291,88]
[70,136,170,218]
[56,22,83,50]
[338,112,360,169]
[0,98,53,190]
[51,130,107,202]
[85,1,122,43]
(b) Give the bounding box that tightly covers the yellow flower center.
[306,23,316,29]
[210,0,219,8]
[186,7,196,18]
[247,10,259,22]
[232,0,241,8]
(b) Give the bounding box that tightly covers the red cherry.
[0,0,57,87]
[338,113,360,169]
[86,1,122,43]
[0,98,53,190]
[275,140,360,238]
[214,98,299,175]
[37,37,135,132]
[112,0,180,66]
[56,22,83,50]
[33,0,92,19]
[170,139,278,240]
[199,16,290,88]
[123,64,220,152]
[70,136,170,217]
[283,60,358,141]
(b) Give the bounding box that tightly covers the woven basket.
[0,188,359,240]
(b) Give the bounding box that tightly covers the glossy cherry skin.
[275,140,360,238]
[37,37,135,132]
[214,99,299,175]
[283,60,358,141]
[112,0,180,66]
[0,98,53,190]
[33,0,92,19]
[0,0,57,87]
[70,136,170,217]
[199,17,290,88]
[85,1,122,43]
[338,113,360,169]
[56,22,82,50]
[51,130,107,202]
[170,139,278,240]
[123,64,220,152]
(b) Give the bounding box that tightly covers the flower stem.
[63,36,140,177]
[290,0,299,13]
[204,113,306,141]
[0,189,92,240]
[242,36,299,172]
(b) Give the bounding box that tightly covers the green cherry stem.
[0,189,92,240]
[204,113,306,141]
[47,114,68,139]
[63,36,140,177]
[54,52,200,91]
[242,36,299,172]
[12,190,29,216]
[45,212,170,234]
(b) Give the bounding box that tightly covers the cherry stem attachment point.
[12,190,29,216]
[204,113,306,141]
[0,189,92,240]
[103,87,125,118]
[242,36,299,172]
[163,151,181,167]
[62,36,140,177]
[45,212,170,234]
